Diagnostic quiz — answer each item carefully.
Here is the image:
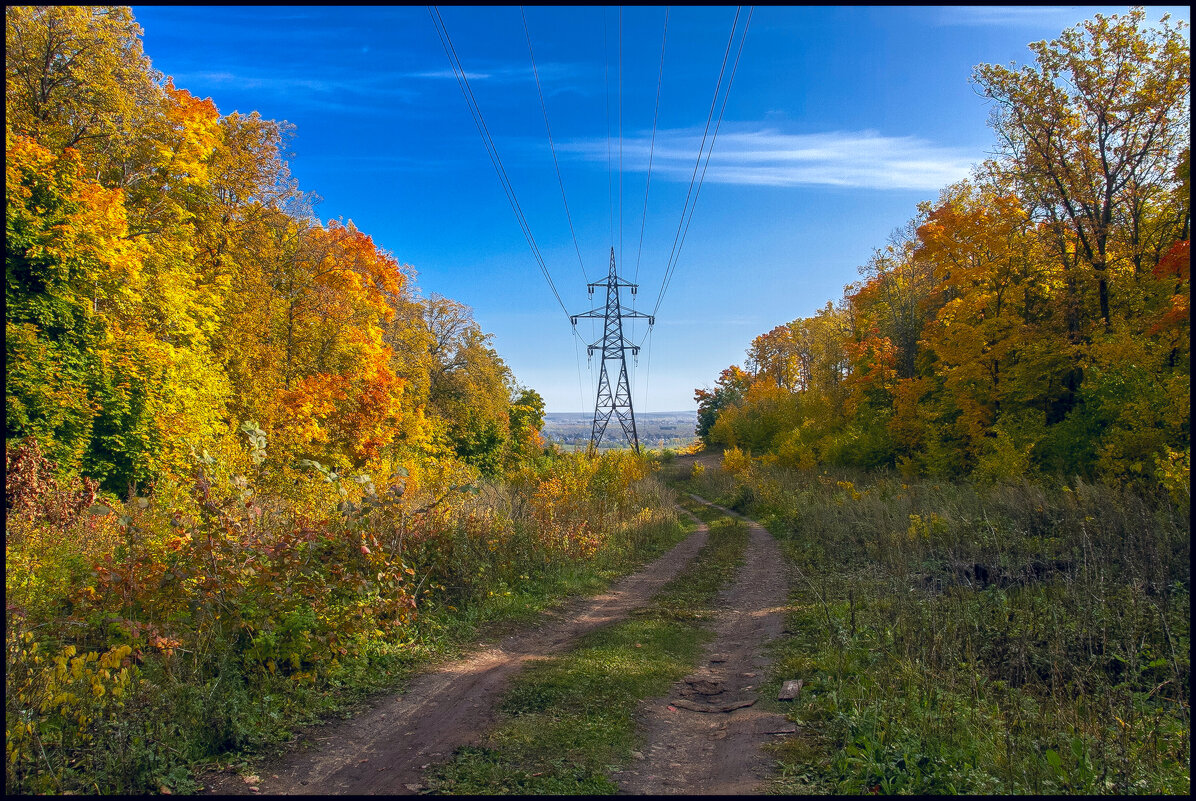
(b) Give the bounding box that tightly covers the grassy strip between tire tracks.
[423,499,748,795]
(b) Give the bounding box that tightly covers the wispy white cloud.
[169,69,420,111]
[556,127,979,191]
[935,6,1101,29]
[403,62,579,83]
[406,69,493,81]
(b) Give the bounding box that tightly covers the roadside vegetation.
[424,499,748,795]
[682,459,1189,794]
[6,437,682,794]
[683,11,1190,793]
[4,6,688,795]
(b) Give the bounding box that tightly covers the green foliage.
[695,365,752,441]
[688,464,1190,795]
[450,412,506,477]
[506,386,546,467]
[6,136,111,478]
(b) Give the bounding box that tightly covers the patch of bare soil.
[615,496,792,795]
[199,520,710,796]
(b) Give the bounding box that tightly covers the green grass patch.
[685,465,1190,795]
[424,508,749,795]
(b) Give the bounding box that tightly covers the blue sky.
[132,5,1188,412]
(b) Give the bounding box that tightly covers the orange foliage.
[845,331,898,404]
[1150,239,1190,335]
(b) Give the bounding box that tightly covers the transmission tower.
[572,248,654,453]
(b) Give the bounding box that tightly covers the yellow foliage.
[6,632,133,789]
[836,480,863,501]
[1155,447,1190,506]
[974,428,1034,484]
[722,446,752,475]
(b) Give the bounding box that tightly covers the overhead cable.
[604,9,614,248]
[521,6,589,284]
[653,6,753,318]
[652,5,740,318]
[634,6,669,284]
[618,6,624,267]
[427,5,571,321]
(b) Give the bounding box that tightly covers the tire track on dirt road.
[201,516,710,796]
[617,495,792,796]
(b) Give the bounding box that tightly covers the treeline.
[5,7,685,794]
[6,6,542,494]
[697,10,1189,491]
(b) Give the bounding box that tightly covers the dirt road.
[202,517,711,795]
[616,495,792,795]
[202,460,794,796]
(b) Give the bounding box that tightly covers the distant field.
[542,411,698,451]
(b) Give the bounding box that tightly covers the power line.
[604,8,614,248]
[652,6,751,318]
[634,6,669,284]
[618,5,624,268]
[656,6,753,317]
[521,6,589,285]
[572,326,586,410]
[652,5,740,317]
[427,5,570,321]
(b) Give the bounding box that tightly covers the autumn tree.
[6,7,242,490]
[746,324,802,392]
[6,133,133,480]
[695,365,753,442]
[421,294,518,474]
[5,6,158,158]
[507,386,547,465]
[974,8,1190,332]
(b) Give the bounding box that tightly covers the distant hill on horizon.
[544,410,697,419]
[541,410,697,451]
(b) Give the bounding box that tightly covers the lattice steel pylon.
[572,248,654,453]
